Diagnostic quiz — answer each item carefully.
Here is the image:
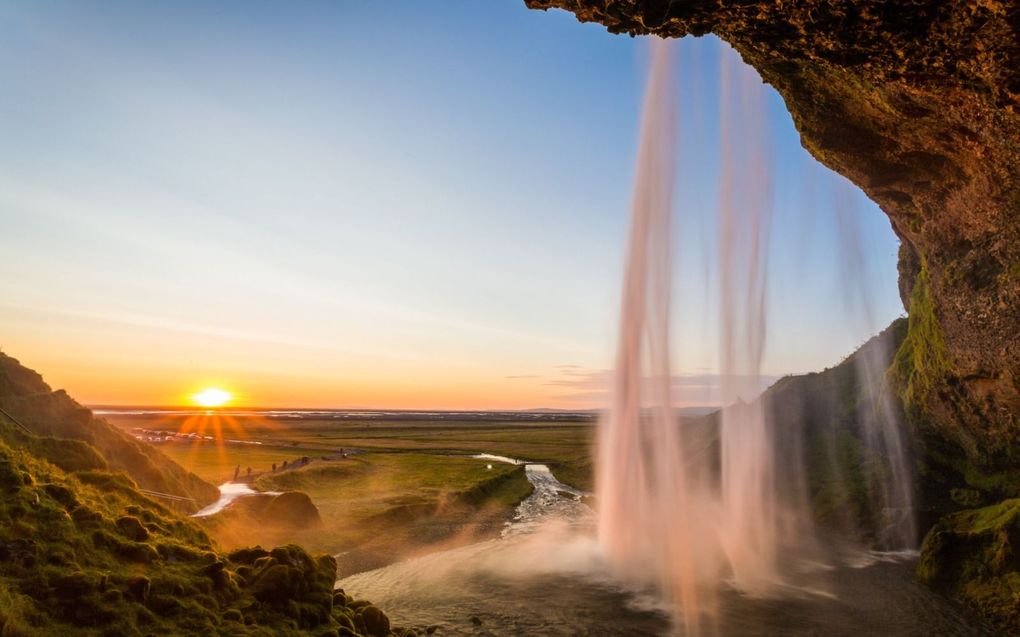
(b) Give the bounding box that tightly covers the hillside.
[759,319,1020,633]
[0,357,404,637]
[0,353,218,511]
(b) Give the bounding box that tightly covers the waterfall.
[715,40,782,595]
[832,176,919,548]
[597,36,918,635]
[595,36,708,632]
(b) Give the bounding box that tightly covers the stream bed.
[339,459,988,636]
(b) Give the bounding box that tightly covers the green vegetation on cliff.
[0,353,218,510]
[0,420,402,636]
[892,264,953,417]
[761,319,914,545]
[892,265,1020,634]
[0,354,407,636]
[918,499,1020,635]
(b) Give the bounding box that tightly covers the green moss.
[950,488,984,508]
[918,434,1020,499]
[918,499,1020,632]
[457,465,534,507]
[892,262,953,414]
[0,580,42,636]
[0,417,399,637]
[28,437,108,473]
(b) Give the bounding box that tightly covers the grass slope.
[197,453,534,573]
[0,416,406,636]
[0,353,218,510]
[0,354,408,636]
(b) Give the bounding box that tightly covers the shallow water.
[339,463,989,636]
[191,481,279,517]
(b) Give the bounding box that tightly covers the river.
[338,458,989,636]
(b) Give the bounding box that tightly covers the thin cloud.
[547,367,780,407]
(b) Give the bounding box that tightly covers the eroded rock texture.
[526,0,1020,468]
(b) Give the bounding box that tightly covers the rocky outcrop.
[525,0,1020,469]
[214,491,324,530]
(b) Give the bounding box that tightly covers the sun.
[191,387,233,408]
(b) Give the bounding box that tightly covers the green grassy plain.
[105,414,593,572]
[106,415,595,490]
[154,442,316,484]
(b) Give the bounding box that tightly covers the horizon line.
[87,404,722,413]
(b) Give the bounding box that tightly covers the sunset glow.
[191,388,233,408]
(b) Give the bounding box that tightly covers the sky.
[0,1,904,410]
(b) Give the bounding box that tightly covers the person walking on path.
[233,465,240,481]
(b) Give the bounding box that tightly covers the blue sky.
[0,1,903,408]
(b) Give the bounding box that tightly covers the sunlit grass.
[156,442,315,483]
[103,414,573,564]
[107,414,595,489]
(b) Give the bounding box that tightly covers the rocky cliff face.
[526,0,1020,471]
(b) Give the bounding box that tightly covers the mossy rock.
[358,604,391,637]
[252,564,306,605]
[951,488,985,508]
[334,610,357,631]
[42,482,78,508]
[918,498,1020,633]
[124,576,150,602]
[264,491,323,528]
[50,571,97,599]
[31,437,108,473]
[115,515,149,541]
[74,470,137,492]
[228,546,271,565]
[115,540,160,564]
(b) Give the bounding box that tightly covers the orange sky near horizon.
[7,351,583,411]
[1,304,610,410]
[1,301,758,411]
